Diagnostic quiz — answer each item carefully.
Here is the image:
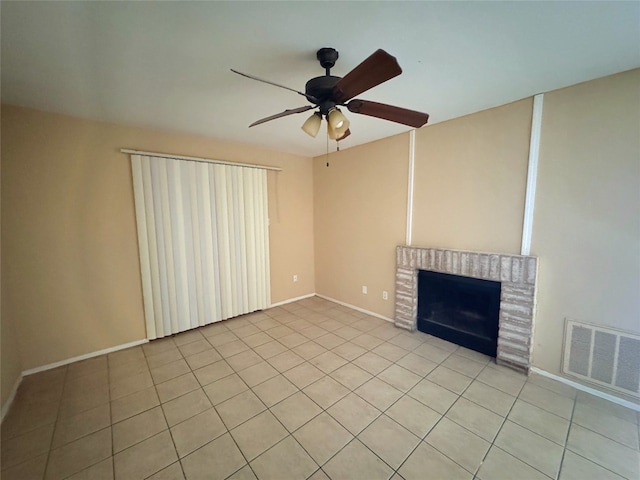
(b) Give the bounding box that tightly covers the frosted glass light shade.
[327,108,350,136]
[301,113,322,137]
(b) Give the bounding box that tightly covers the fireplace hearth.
[395,246,538,373]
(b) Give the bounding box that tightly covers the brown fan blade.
[332,50,402,104]
[249,106,315,127]
[337,129,351,141]
[231,69,318,103]
[347,99,429,128]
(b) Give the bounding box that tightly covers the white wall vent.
[562,319,640,398]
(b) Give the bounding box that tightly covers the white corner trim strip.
[315,294,394,323]
[269,293,316,308]
[1,374,24,423]
[21,339,149,377]
[406,130,416,246]
[530,367,640,412]
[521,94,544,256]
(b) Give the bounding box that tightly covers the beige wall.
[412,99,533,254]
[531,69,640,375]
[1,105,314,372]
[313,134,409,319]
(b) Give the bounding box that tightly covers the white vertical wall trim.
[131,155,271,339]
[521,93,544,256]
[406,130,416,246]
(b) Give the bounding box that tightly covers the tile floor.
[1,297,639,480]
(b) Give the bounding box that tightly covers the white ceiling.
[2,1,639,157]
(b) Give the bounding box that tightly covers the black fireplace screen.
[417,270,501,357]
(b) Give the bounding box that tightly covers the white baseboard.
[315,294,394,323]
[22,339,149,377]
[269,293,316,308]
[530,367,640,412]
[1,373,24,423]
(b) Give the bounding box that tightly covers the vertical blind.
[131,154,271,339]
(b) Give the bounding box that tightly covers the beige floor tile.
[216,389,266,429]
[253,340,288,359]
[112,406,167,453]
[310,350,348,374]
[572,402,639,449]
[355,377,403,411]
[333,326,362,340]
[202,373,248,405]
[300,325,329,340]
[113,430,177,479]
[226,349,263,371]
[413,342,453,363]
[358,414,420,469]
[146,462,185,479]
[283,362,324,389]
[396,352,438,377]
[250,435,318,480]
[144,338,178,356]
[315,332,346,350]
[110,386,159,423]
[151,359,191,384]
[156,373,200,403]
[386,395,441,438]
[265,325,295,339]
[527,373,577,399]
[178,339,213,358]
[476,365,526,396]
[303,376,350,409]
[575,391,639,424]
[495,420,564,478]
[279,332,309,349]
[237,361,279,387]
[110,371,154,401]
[267,350,305,372]
[370,324,402,341]
[425,417,490,474]
[193,359,234,386]
[1,400,59,441]
[180,433,246,480]
[226,465,257,480]
[146,348,183,370]
[372,342,408,362]
[66,357,107,380]
[331,341,367,361]
[230,410,288,461]
[109,346,146,367]
[426,336,460,352]
[51,403,111,448]
[399,441,472,480]
[518,382,575,419]
[1,423,54,470]
[388,332,425,351]
[559,450,627,480]
[326,393,381,435]
[441,354,486,378]
[252,374,298,407]
[408,378,458,414]
[170,408,227,458]
[330,363,373,390]
[446,397,504,442]
[462,380,516,416]
[0,453,48,480]
[65,458,113,480]
[232,324,261,338]
[476,446,549,480]
[109,358,150,383]
[242,331,273,348]
[216,339,250,358]
[270,391,323,432]
[322,439,393,480]
[255,318,281,331]
[184,348,222,370]
[46,427,112,480]
[162,389,212,427]
[59,384,110,418]
[427,365,473,394]
[206,331,239,347]
[508,399,569,445]
[567,423,639,480]
[454,347,491,364]
[173,330,206,347]
[64,370,109,398]
[293,412,353,465]
[378,364,422,392]
[307,468,330,480]
[351,333,385,350]
[352,351,393,376]
[292,341,328,360]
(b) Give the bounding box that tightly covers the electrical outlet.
[362,285,367,294]
[382,290,388,300]
[293,275,298,282]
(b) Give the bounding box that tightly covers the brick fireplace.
[394,246,538,373]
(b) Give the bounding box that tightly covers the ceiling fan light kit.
[232,47,429,142]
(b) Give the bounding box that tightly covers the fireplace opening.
[417,270,501,357]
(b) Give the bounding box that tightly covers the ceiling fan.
[231,47,429,141]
